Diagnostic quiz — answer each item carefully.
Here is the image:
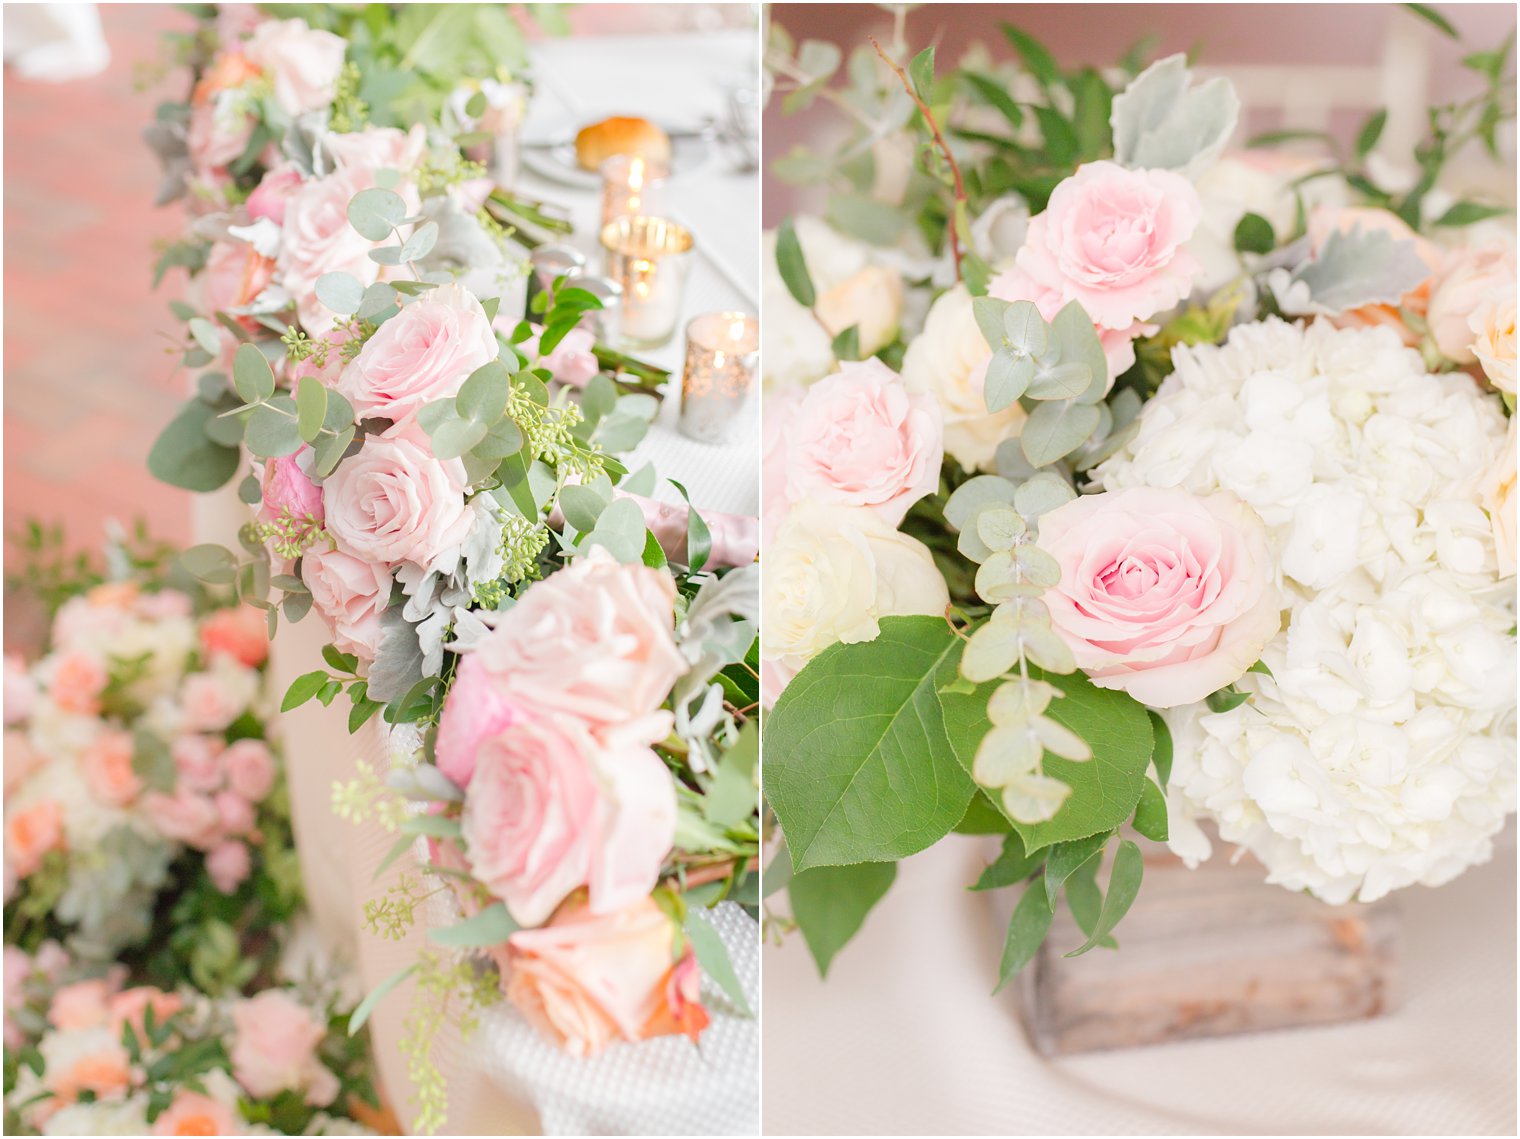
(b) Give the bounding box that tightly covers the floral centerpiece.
[761,13,1515,988]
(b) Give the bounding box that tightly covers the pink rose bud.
[222,739,277,802]
[207,841,252,895]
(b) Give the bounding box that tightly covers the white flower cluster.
[1097,318,1516,903]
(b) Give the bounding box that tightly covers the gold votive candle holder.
[678,311,759,443]
[599,216,695,349]
[599,154,669,230]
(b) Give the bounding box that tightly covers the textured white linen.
[762,827,1517,1136]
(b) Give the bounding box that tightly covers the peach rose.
[300,544,392,662]
[199,607,270,669]
[47,650,106,714]
[222,739,276,801]
[49,980,112,1031]
[207,840,252,894]
[244,18,346,116]
[1471,285,1516,394]
[202,240,275,329]
[142,787,221,850]
[80,730,141,807]
[456,714,671,930]
[1484,420,1516,578]
[1039,487,1282,707]
[152,1087,240,1136]
[337,283,498,431]
[192,50,261,106]
[1016,161,1202,330]
[321,432,474,570]
[6,800,64,878]
[504,897,709,1057]
[467,549,686,744]
[46,1030,133,1105]
[1427,245,1517,362]
[229,990,338,1106]
[779,358,942,526]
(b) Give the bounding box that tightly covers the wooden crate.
[1015,845,1400,1055]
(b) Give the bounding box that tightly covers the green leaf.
[246,399,302,459]
[970,831,1044,891]
[706,722,758,828]
[984,351,1034,412]
[282,670,330,712]
[1020,399,1101,467]
[1132,778,1169,842]
[909,46,936,101]
[315,272,365,315]
[1355,109,1388,158]
[669,478,711,572]
[347,187,408,240]
[348,964,417,1036]
[179,543,236,584]
[313,425,356,477]
[1064,839,1143,956]
[457,360,510,425]
[962,71,1023,126]
[775,218,816,307]
[373,834,417,882]
[148,400,240,492]
[686,907,752,1015]
[789,861,896,977]
[955,791,1014,835]
[296,377,327,443]
[994,881,1055,993]
[1001,24,1061,89]
[398,220,439,263]
[429,902,519,947]
[1149,711,1173,787]
[941,664,1153,854]
[428,415,489,461]
[1233,212,1276,255]
[1042,831,1110,907]
[1062,851,1115,949]
[188,317,221,356]
[830,324,861,362]
[558,484,607,532]
[1206,686,1250,713]
[322,644,359,674]
[584,496,647,563]
[233,343,276,404]
[766,617,979,870]
[1403,3,1459,38]
[1433,201,1511,227]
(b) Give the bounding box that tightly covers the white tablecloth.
[521,30,760,519]
[762,826,1517,1136]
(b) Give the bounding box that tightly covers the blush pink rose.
[207,840,253,894]
[187,99,254,173]
[278,166,382,329]
[1017,161,1202,330]
[587,744,678,915]
[152,1087,240,1137]
[1039,487,1282,708]
[6,800,64,878]
[525,325,599,389]
[469,549,686,744]
[180,670,248,733]
[300,544,392,662]
[321,432,474,570]
[47,650,106,714]
[80,730,141,807]
[260,450,325,526]
[229,990,337,1106]
[143,787,222,850]
[172,735,224,794]
[107,987,182,1039]
[433,654,523,788]
[222,739,276,801]
[214,791,256,837]
[504,897,709,1057]
[244,18,346,116]
[199,606,270,668]
[325,125,428,174]
[49,980,113,1031]
[3,731,43,795]
[1426,244,1517,362]
[990,266,1155,381]
[246,161,304,225]
[781,359,942,526]
[337,283,498,430]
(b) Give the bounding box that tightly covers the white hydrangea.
[1096,318,1516,903]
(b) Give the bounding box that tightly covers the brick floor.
[5,5,195,648]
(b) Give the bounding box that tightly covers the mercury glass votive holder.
[572,275,625,345]
[599,216,695,349]
[529,242,586,307]
[678,311,759,443]
[599,154,670,230]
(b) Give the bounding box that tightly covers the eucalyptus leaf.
[315,272,365,315]
[245,397,302,458]
[296,377,327,443]
[347,187,408,240]
[232,342,276,404]
[1020,400,1102,467]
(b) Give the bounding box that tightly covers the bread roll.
[574,116,672,172]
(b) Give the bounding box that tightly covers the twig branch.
[869,35,968,281]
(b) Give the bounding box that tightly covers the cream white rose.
[1470,284,1516,394]
[1483,419,1516,578]
[901,283,1025,471]
[244,18,347,116]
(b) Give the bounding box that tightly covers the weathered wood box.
[1012,843,1400,1055]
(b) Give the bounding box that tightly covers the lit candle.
[600,216,695,349]
[600,154,669,230]
[678,311,759,443]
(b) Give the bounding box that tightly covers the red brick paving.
[5,5,196,645]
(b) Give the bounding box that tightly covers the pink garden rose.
[46,650,106,714]
[245,161,303,225]
[433,654,523,788]
[504,897,709,1057]
[325,125,428,174]
[180,666,253,733]
[187,99,254,173]
[337,283,498,430]
[107,987,182,1039]
[260,450,324,526]
[6,800,63,878]
[229,990,337,1106]
[1038,487,1281,707]
[300,543,392,661]
[199,606,269,668]
[243,18,346,116]
[214,791,256,837]
[278,166,382,329]
[152,1087,240,1137]
[207,840,252,894]
[171,735,223,794]
[222,739,276,801]
[780,358,942,526]
[990,265,1155,381]
[468,549,687,745]
[1017,161,1202,331]
[49,980,112,1031]
[524,325,599,389]
[143,787,222,850]
[320,432,474,570]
